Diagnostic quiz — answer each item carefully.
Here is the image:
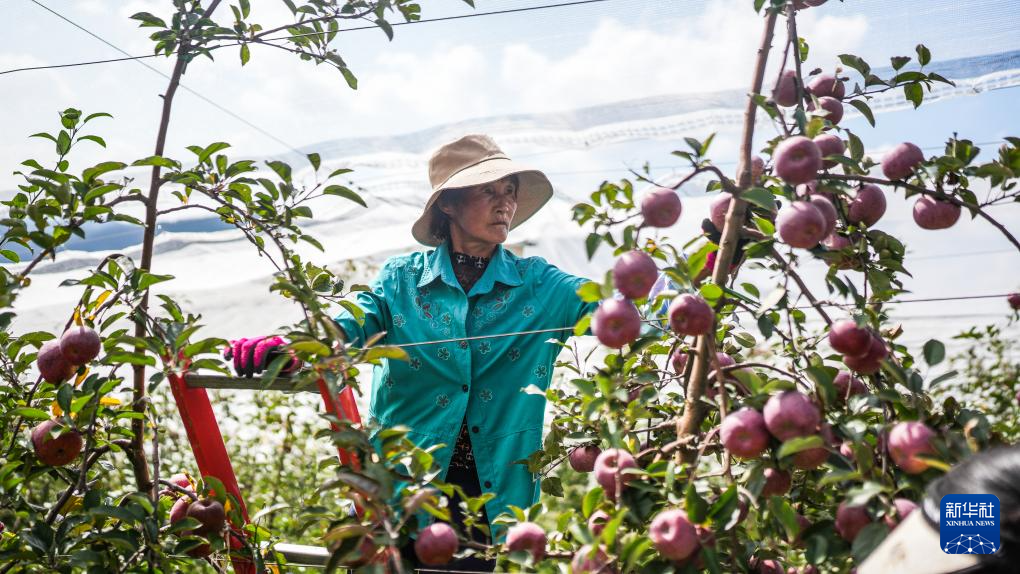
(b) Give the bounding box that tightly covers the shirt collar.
[418,240,522,295]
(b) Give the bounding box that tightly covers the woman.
[236,134,596,570]
[860,445,1020,574]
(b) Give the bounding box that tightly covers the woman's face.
[442,176,519,249]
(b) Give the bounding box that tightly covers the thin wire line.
[24,0,304,155]
[260,0,613,43]
[2,0,612,76]
[382,292,1013,348]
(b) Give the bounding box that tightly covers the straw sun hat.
[411,134,554,246]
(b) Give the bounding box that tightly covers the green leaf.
[838,54,871,77]
[577,281,602,303]
[890,56,910,71]
[685,483,709,523]
[916,44,931,66]
[339,66,358,90]
[0,249,19,263]
[903,83,923,108]
[848,99,875,127]
[777,435,824,459]
[323,185,366,207]
[240,44,250,65]
[132,155,180,170]
[852,522,889,563]
[585,233,603,260]
[76,135,107,148]
[363,346,409,363]
[922,339,945,366]
[11,407,51,420]
[739,187,776,211]
[82,161,127,183]
[540,476,563,497]
[290,340,332,355]
[375,18,394,41]
[83,112,113,124]
[130,12,167,28]
[307,153,321,171]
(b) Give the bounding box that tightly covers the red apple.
[650,509,699,561]
[668,294,714,336]
[813,134,846,169]
[888,421,936,474]
[36,340,75,384]
[835,502,871,542]
[641,187,683,228]
[882,142,925,180]
[506,522,546,561]
[739,155,766,182]
[843,334,888,375]
[169,497,190,525]
[1009,293,1020,310]
[588,510,610,536]
[613,251,658,299]
[809,195,838,236]
[807,96,844,125]
[415,522,459,566]
[753,558,784,574]
[884,498,918,529]
[60,326,101,365]
[847,184,886,226]
[773,70,799,107]
[569,445,601,473]
[709,192,732,230]
[807,74,845,99]
[832,371,866,403]
[823,233,851,251]
[591,299,642,348]
[913,196,961,230]
[776,202,827,248]
[774,137,822,185]
[761,467,792,497]
[31,419,83,467]
[594,448,637,492]
[828,319,871,357]
[721,408,770,459]
[186,498,226,536]
[571,545,611,573]
[763,391,820,441]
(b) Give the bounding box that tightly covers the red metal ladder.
[168,373,362,573]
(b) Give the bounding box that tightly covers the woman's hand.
[223,336,301,378]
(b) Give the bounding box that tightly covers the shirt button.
[484,481,492,489]
[462,384,469,392]
[471,426,480,433]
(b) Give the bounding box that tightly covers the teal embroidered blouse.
[333,240,596,537]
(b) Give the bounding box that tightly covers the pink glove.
[223,336,301,378]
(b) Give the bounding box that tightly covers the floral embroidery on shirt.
[437,347,451,361]
[533,365,548,379]
[458,340,469,350]
[409,356,422,370]
[478,341,491,355]
[478,389,494,402]
[384,376,395,389]
[507,348,521,361]
[471,287,516,330]
[393,314,406,328]
[436,394,450,408]
[522,305,534,318]
[441,313,452,325]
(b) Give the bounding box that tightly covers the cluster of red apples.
[164,473,228,557]
[29,326,102,467]
[770,71,962,252]
[591,187,716,350]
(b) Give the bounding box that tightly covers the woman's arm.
[333,260,395,347]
